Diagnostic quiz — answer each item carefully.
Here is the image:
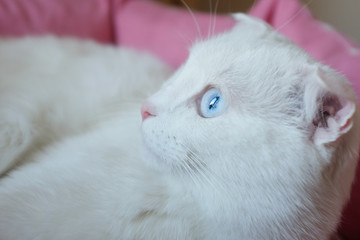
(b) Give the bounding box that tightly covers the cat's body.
[0,14,359,240]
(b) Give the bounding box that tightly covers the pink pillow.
[0,0,113,43]
[113,0,235,68]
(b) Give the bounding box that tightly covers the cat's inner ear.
[307,67,356,145]
[312,93,355,145]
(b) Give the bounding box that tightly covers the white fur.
[0,15,359,240]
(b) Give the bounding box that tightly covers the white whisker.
[191,151,227,193]
[179,155,205,187]
[178,141,227,194]
[207,0,213,40]
[212,0,220,37]
[181,0,203,40]
[276,0,315,32]
[176,31,195,48]
[248,0,258,14]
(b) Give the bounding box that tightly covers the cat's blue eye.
[200,88,227,118]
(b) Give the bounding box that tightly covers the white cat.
[0,14,359,240]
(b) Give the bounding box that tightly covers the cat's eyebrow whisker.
[275,0,314,32]
[176,31,195,48]
[211,0,220,37]
[207,0,213,40]
[248,0,258,15]
[181,0,203,40]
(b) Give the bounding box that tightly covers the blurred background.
[154,0,360,43]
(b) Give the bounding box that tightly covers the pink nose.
[141,102,156,121]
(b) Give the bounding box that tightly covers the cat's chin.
[140,135,171,173]
[140,135,189,178]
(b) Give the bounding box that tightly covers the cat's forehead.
[184,23,309,87]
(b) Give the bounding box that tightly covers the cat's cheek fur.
[141,111,195,171]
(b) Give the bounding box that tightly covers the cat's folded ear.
[304,66,358,146]
[231,13,268,34]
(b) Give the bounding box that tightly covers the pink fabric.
[113,0,235,68]
[0,0,359,239]
[0,0,113,43]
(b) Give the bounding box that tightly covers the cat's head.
[140,13,359,230]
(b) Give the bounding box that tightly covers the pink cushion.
[0,0,359,239]
[0,0,113,43]
[113,0,235,68]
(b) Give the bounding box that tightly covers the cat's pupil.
[200,89,226,118]
[209,96,220,110]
